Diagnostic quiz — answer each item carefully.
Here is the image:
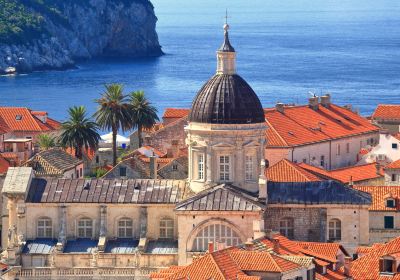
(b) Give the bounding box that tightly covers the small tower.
[216,23,236,75]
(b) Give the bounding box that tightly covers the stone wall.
[264,206,326,242]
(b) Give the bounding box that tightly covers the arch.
[328,218,341,241]
[279,217,294,239]
[187,219,245,252]
[37,217,53,238]
[117,217,133,238]
[159,217,174,239]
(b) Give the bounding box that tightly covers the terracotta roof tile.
[316,269,346,280]
[0,107,60,132]
[0,152,18,159]
[372,104,400,120]
[385,159,400,169]
[353,186,400,211]
[299,162,383,184]
[265,104,379,147]
[265,159,323,182]
[163,108,190,119]
[295,242,348,261]
[350,236,400,279]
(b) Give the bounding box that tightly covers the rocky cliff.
[0,0,162,73]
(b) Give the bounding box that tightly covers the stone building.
[353,185,400,244]
[0,23,374,279]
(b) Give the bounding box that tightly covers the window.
[391,174,397,182]
[80,168,83,177]
[279,217,294,239]
[320,155,325,167]
[37,218,52,238]
[192,223,241,252]
[386,199,396,208]
[245,155,254,180]
[172,164,178,171]
[96,155,99,164]
[77,218,93,238]
[336,144,341,156]
[197,154,204,180]
[384,216,394,229]
[346,143,350,153]
[328,219,341,241]
[392,143,398,149]
[160,218,174,239]
[302,158,307,163]
[381,258,394,273]
[119,167,127,177]
[118,218,133,238]
[219,156,230,182]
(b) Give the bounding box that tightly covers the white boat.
[4,67,16,74]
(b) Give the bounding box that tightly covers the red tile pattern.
[163,108,190,119]
[385,159,400,169]
[372,104,400,120]
[353,186,400,211]
[265,104,379,147]
[265,159,322,182]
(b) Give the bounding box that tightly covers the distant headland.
[0,0,163,74]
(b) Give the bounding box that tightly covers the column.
[7,197,17,249]
[99,205,107,237]
[56,205,67,251]
[206,146,212,183]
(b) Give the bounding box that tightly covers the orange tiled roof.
[141,145,167,157]
[65,147,95,161]
[163,108,190,119]
[372,104,400,120]
[0,152,18,159]
[265,104,379,147]
[158,247,300,280]
[0,107,60,132]
[350,236,400,279]
[299,162,383,184]
[139,157,174,164]
[385,159,400,169]
[265,159,322,182]
[353,186,400,211]
[295,242,348,262]
[316,269,347,280]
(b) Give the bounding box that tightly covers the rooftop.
[299,162,383,184]
[265,104,379,147]
[26,178,191,204]
[162,108,190,119]
[265,159,322,182]
[0,107,60,133]
[372,104,400,120]
[353,185,400,211]
[267,180,372,205]
[24,148,82,177]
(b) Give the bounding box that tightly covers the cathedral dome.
[188,23,265,124]
[188,74,265,124]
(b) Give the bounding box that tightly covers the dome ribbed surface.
[189,74,265,124]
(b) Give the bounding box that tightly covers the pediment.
[243,140,260,147]
[212,142,236,148]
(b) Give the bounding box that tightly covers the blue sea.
[0,0,400,122]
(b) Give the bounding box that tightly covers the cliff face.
[0,0,162,73]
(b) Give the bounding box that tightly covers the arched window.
[192,223,241,252]
[77,218,93,238]
[118,218,133,238]
[328,219,341,241]
[37,217,52,238]
[160,218,174,239]
[279,217,294,239]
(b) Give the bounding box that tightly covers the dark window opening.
[384,216,394,229]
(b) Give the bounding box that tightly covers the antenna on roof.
[224,8,229,25]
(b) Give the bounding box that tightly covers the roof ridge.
[264,118,288,146]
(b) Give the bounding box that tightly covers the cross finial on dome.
[218,10,235,52]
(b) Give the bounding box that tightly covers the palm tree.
[94,84,132,166]
[59,106,100,159]
[37,134,56,151]
[129,90,159,148]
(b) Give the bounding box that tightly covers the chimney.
[344,256,352,276]
[320,94,331,107]
[253,220,266,239]
[349,176,354,187]
[244,239,253,251]
[208,241,214,253]
[309,95,319,110]
[149,156,157,179]
[258,159,267,199]
[376,163,381,176]
[275,102,284,113]
[272,237,280,253]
